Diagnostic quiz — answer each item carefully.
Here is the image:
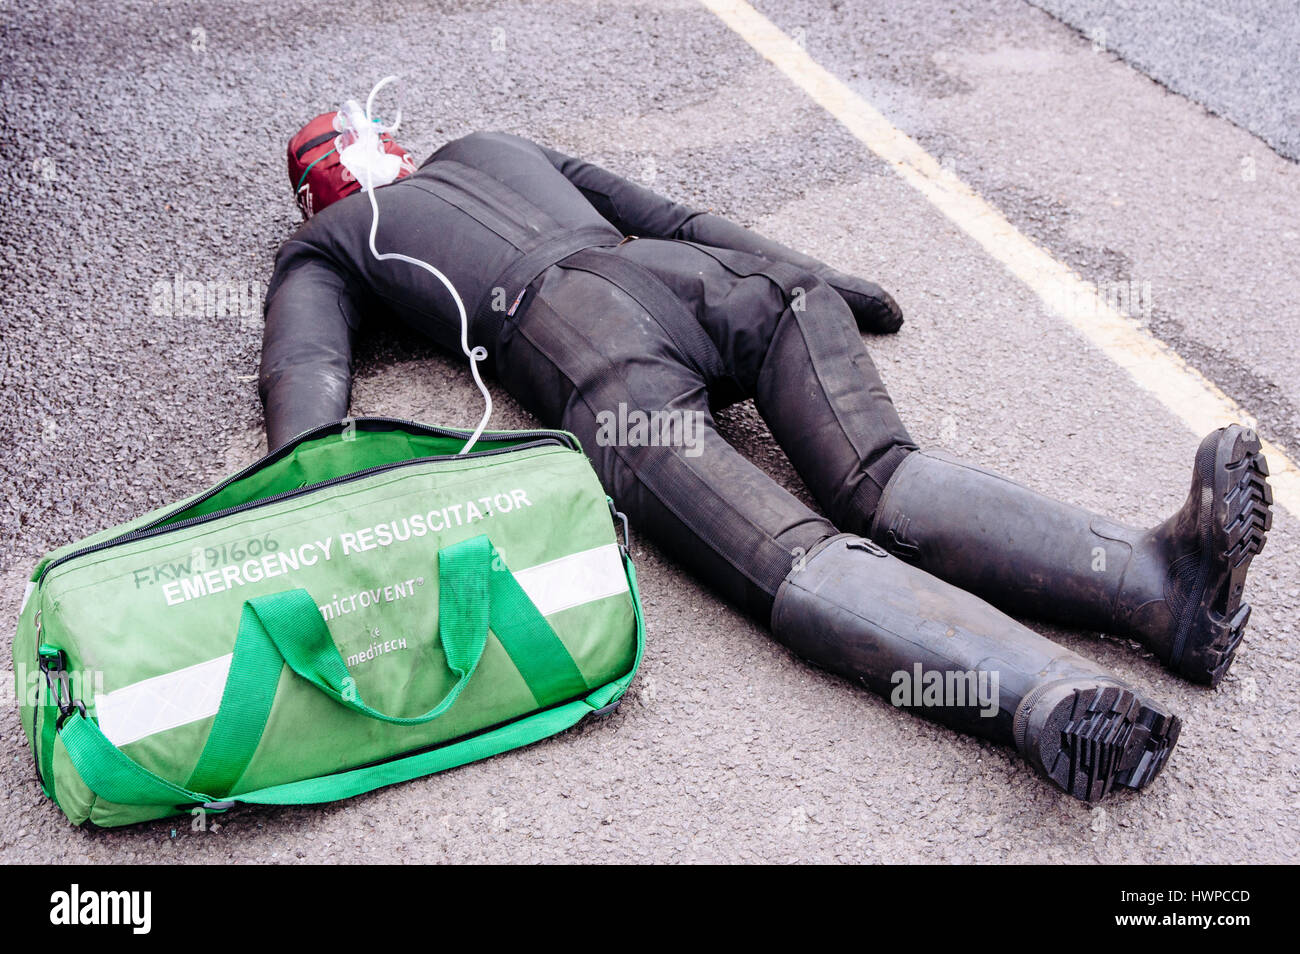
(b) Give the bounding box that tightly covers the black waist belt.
[559,248,728,386]
[472,226,620,348]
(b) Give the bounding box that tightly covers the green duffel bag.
[13,417,644,828]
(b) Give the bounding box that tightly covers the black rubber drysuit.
[262,132,1272,801]
[263,131,912,617]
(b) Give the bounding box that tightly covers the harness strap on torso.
[559,247,729,386]
[471,226,620,349]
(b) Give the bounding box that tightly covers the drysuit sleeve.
[538,144,904,334]
[259,240,363,451]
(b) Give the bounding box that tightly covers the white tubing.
[358,76,490,455]
[365,74,402,137]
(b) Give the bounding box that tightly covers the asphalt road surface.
[2,0,1297,863]
[1031,0,1300,161]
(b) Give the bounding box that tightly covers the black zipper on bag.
[35,417,575,586]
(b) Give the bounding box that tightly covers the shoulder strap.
[471,226,622,350]
[561,248,729,386]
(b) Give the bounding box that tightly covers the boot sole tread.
[1173,426,1272,686]
[1032,685,1180,802]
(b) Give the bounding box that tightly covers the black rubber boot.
[771,536,1181,802]
[870,425,1273,687]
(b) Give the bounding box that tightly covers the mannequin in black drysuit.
[262,131,1272,801]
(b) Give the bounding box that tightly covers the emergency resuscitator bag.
[13,418,643,827]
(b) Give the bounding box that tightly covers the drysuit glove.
[823,271,905,334]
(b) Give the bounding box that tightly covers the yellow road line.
[698,0,1300,517]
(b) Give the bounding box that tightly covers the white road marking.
[698,0,1300,517]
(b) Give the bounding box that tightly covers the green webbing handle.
[256,532,587,727]
[180,533,504,795]
[259,541,490,727]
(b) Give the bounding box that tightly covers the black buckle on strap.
[38,646,87,728]
[608,499,631,554]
